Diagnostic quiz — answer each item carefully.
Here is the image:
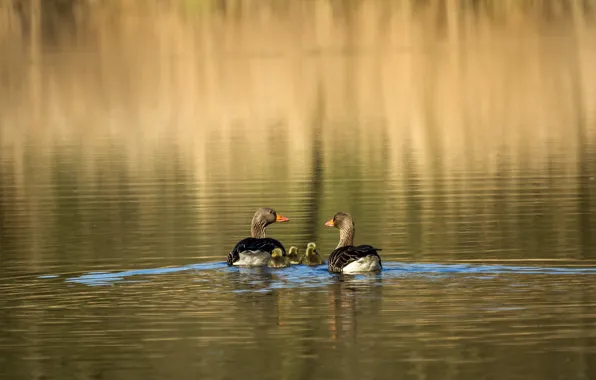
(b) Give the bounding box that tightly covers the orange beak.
[276,214,289,223]
[324,218,334,227]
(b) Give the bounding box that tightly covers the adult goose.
[226,208,290,266]
[324,212,382,273]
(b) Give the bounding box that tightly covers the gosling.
[268,247,291,268]
[299,242,324,266]
[287,246,301,264]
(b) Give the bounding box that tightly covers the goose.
[268,248,291,268]
[324,212,382,273]
[226,208,289,266]
[287,246,301,264]
[299,242,324,266]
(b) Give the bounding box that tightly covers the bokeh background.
[1,1,596,379]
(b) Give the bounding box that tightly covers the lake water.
[2,1,596,379]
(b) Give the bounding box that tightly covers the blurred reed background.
[1,0,596,274]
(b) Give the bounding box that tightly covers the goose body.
[226,208,289,266]
[229,238,286,266]
[325,212,382,273]
[328,245,382,273]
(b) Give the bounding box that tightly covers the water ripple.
[62,261,596,287]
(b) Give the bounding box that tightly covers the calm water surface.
[2,1,596,380]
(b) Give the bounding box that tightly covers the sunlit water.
[2,261,596,380]
[2,1,596,380]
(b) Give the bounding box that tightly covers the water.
[2,263,596,380]
[2,1,596,379]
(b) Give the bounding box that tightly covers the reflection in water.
[2,1,596,380]
[2,264,596,380]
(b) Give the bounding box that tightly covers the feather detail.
[227,237,286,266]
[328,245,382,273]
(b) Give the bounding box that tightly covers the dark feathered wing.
[327,245,382,273]
[226,237,287,265]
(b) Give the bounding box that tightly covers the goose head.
[251,208,289,238]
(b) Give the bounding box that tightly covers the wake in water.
[60,261,596,287]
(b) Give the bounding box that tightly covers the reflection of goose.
[324,212,382,273]
[327,275,383,343]
[299,242,324,266]
[287,246,301,264]
[226,208,289,266]
[268,248,291,268]
[223,266,274,293]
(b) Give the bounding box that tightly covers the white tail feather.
[343,256,381,273]
[234,251,271,266]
